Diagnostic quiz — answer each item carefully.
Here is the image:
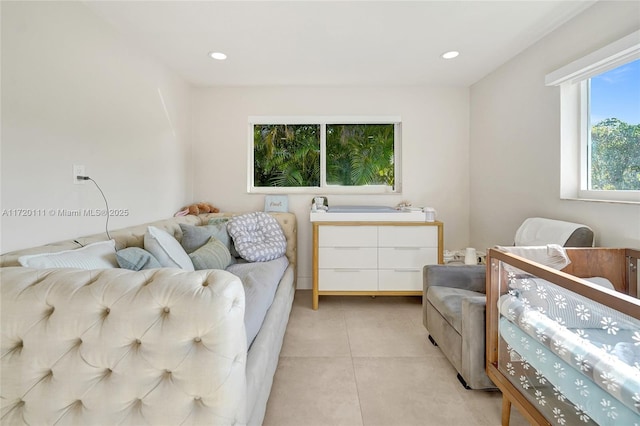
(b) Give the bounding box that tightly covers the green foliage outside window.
[326,124,394,187]
[590,118,640,190]
[254,124,320,187]
[253,122,396,189]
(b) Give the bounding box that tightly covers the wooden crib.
[486,247,640,426]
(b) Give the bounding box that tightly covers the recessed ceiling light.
[441,51,459,59]
[209,52,227,60]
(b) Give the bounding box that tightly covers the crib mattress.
[500,316,640,426]
[498,275,640,426]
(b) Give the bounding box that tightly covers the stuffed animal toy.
[175,202,220,217]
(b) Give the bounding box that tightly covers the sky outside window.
[588,58,640,191]
[590,59,640,125]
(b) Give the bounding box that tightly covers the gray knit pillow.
[227,212,286,262]
[189,237,232,270]
[179,223,218,254]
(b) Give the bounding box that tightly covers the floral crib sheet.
[498,273,640,426]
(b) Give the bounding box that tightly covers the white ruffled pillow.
[144,226,194,270]
[227,212,286,262]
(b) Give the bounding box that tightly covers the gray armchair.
[422,217,594,390]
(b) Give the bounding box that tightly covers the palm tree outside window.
[250,117,400,193]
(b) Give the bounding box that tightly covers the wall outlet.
[73,164,85,184]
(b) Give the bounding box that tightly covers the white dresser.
[312,221,443,309]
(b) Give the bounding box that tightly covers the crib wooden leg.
[501,395,511,426]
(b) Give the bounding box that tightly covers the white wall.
[1,2,193,252]
[470,1,640,251]
[11,1,631,277]
[192,86,470,288]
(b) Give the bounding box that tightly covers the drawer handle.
[335,269,363,272]
[393,247,420,250]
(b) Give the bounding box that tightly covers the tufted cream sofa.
[0,212,297,426]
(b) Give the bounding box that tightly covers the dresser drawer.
[378,247,438,269]
[319,269,378,291]
[378,269,423,291]
[312,221,443,309]
[319,247,377,269]
[378,226,438,247]
[319,226,377,247]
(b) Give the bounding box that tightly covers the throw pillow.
[207,218,231,248]
[116,247,162,271]
[144,226,194,271]
[189,237,232,270]
[227,212,286,262]
[18,240,118,269]
[208,217,241,258]
[179,223,219,254]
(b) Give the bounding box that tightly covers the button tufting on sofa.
[13,339,23,352]
[85,276,100,286]
[0,212,298,426]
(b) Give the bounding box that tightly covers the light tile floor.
[263,290,529,426]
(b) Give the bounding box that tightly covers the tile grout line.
[266,292,523,426]
[342,297,367,426]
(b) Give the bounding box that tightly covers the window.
[249,117,401,193]
[253,124,321,188]
[588,60,640,191]
[546,30,640,203]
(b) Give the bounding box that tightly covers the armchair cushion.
[427,287,485,334]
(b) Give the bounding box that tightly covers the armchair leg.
[456,373,471,390]
[428,335,438,347]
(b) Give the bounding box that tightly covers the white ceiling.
[84,0,596,87]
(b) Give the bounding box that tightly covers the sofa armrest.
[423,264,486,294]
[1,267,248,425]
[461,296,495,389]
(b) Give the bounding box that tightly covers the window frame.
[546,30,640,204]
[247,116,402,194]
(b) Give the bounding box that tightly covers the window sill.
[561,196,640,205]
[249,186,400,195]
